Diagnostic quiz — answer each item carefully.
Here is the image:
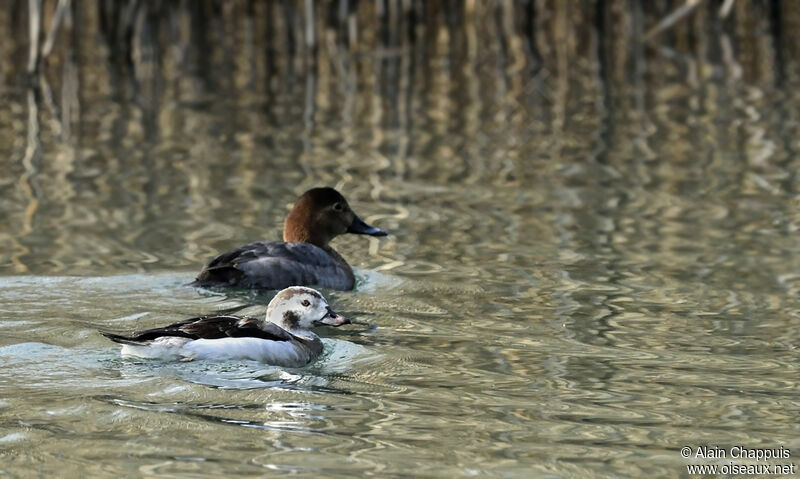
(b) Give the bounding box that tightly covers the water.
[1,2,800,477]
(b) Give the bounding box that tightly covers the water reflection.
[1,1,800,478]
[0,2,797,277]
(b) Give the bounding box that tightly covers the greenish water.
[2,2,800,478]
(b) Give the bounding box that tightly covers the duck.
[191,187,388,290]
[102,287,351,367]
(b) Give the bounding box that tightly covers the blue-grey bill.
[348,216,388,236]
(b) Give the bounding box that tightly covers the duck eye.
[301,299,310,307]
[333,202,344,212]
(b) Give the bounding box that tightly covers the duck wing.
[193,241,352,290]
[102,315,294,344]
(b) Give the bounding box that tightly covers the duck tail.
[100,332,143,346]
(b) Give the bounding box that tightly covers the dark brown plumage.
[101,315,293,345]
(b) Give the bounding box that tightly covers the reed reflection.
[0,1,797,278]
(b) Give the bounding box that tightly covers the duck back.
[193,241,355,290]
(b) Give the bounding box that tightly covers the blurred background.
[1,0,798,275]
[1,1,800,477]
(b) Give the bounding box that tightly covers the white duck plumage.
[102,287,350,367]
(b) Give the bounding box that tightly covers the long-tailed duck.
[103,287,350,367]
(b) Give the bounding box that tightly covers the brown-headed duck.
[102,286,350,366]
[191,187,387,290]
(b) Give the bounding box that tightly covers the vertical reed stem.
[27,0,42,75]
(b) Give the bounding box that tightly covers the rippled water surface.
[2,2,800,478]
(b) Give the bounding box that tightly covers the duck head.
[266,286,351,332]
[283,187,388,248]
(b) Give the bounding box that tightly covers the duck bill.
[317,308,351,327]
[347,215,388,237]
